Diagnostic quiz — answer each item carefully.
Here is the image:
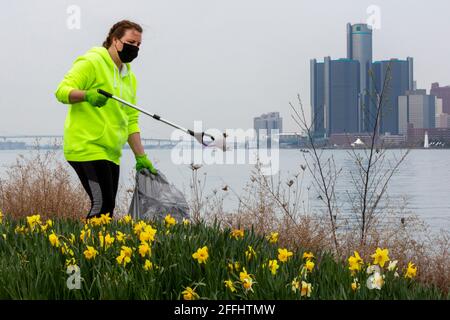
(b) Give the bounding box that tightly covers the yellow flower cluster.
[89,214,112,227]
[347,248,418,291]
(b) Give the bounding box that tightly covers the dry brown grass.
[0,147,89,219]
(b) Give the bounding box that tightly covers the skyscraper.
[310,59,325,137]
[347,23,373,132]
[324,58,360,134]
[373,58,414,134]
[311,58,359,136]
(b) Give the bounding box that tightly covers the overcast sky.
[1,0,449,138]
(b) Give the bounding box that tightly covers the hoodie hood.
[86,47,131,92]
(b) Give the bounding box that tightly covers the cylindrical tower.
[347,23,373,132]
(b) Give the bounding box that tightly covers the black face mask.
[117,41,139,63]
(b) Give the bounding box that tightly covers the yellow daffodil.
[268,259,279,275]
[230,229,244,240]
[239,267,256,292]
[89,217,102,227]
[49,232,60,247]
[348,251,364,273]
[245,246,257,260]
[266,232,279,244]
[239,267,251,282]
[242,277,254,292]
[192,246,209,264]
[26,215,42,231]
[46,219,53,228]
[133,221,147,236]
[182,218,190,226]
[14,225,26,234]
[119,215,132,224]
[305,259,315,272]
[102,233,115,249]
[404,262,417,279]
[83,246,98,260]
[116,231,126,243]
[278,248,293,263]
[303,251,314,260]
[144,259,153,271]
[139,241,151,258]
[182,287,199,300]
[99,213,112,225]
[139,225,157,243]
[116,246,133,266]
[371,248,390,268]
[164,214,176,227]
[301,281,312,297]
[0,210,3,223]
[224,279,236,293]
[40,219,53,232]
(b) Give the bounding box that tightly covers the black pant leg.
[68,161,95,217]
[68,160,118,219]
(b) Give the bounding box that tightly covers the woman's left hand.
[135,154,158,175]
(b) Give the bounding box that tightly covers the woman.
[55,20,157,220]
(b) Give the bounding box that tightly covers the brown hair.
[102,20,143,48]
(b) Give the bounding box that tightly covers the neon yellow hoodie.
[55,46,140,165]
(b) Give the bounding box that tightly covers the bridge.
[0,135,182,149]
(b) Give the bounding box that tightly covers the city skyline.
[1,1,450,138]
[311,22,419,137]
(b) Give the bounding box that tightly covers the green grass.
[0,215,445,300]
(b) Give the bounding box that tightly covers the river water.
[1,148,449,232]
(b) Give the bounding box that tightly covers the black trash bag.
[129,169,190,222]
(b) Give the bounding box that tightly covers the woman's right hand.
[85,89,109,107]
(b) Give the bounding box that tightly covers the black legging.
[68,160,120,219]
